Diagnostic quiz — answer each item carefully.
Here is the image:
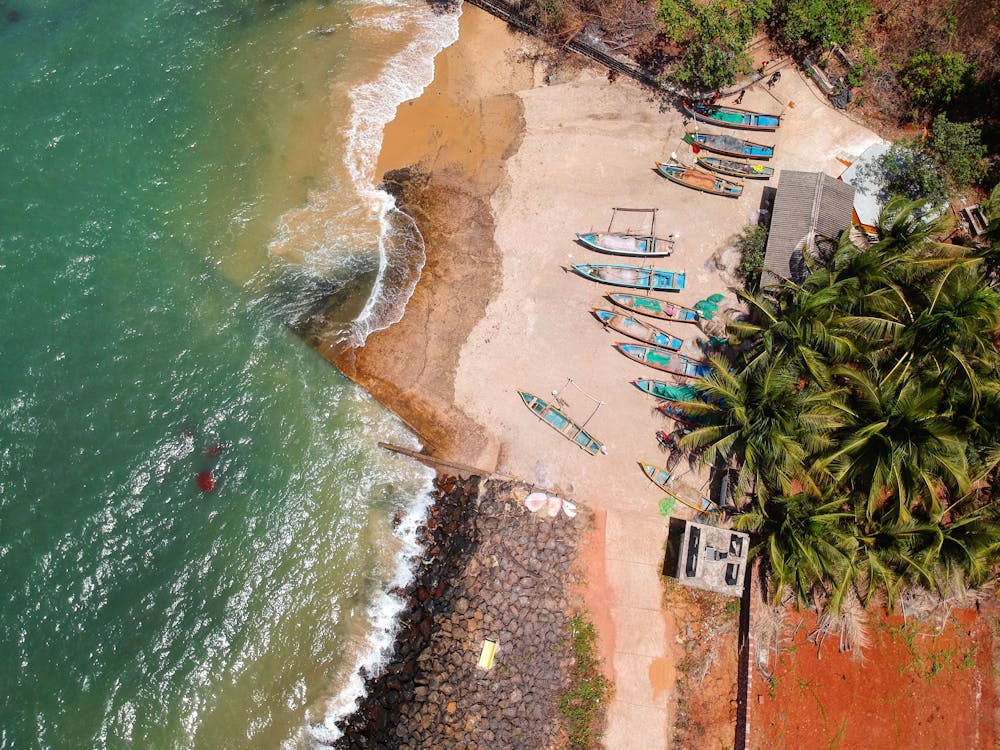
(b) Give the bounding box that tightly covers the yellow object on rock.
[478,639,498,670]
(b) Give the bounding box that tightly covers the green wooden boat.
[517,390,603,455]
[682,100,781,131]
[639,461,723,515]
[615,343,712,378]
[607,293,701,323]
[632,379,699,401]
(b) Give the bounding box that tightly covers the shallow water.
[0,1,457,746]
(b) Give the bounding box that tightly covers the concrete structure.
[674,521,750,597]
[762,170,856,286]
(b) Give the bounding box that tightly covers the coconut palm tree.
[680,356,846,504]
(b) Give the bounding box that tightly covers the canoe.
[639,461,723,515]
[682,100,781,131]
[615,342,712,378]
[572,263,685,292]
[632,378,699,401]
[517,390,603,455]
[592,309,683,350]
[608,292,701,323]
[696,156,774,180]
[575,231,675,258]
[686,132,774,160]
[654,161,743,198]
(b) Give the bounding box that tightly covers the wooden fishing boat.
[517,390,603,455]
[682,100,781,131]
[592,309,683,351]
[572,263,685,292]
[654,161,743,198]
[685,131,774,159]
[657,401,709,427]
[608,293,700,323]
[696,156,774,180]
[575,231,674,258]
[632,378,699,401]
[639,461,723,515]
[615,342,712,378]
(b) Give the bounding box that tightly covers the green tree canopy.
[776,0,873,50]
[926,114,988,189]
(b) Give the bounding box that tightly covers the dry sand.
[344,5,882,748]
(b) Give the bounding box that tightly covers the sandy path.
[345,5,881,747]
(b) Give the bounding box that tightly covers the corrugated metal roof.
[762,170,855,286]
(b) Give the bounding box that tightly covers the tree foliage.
[657,0,771,90]
[680,201,1000,613]
[736,224,768,289]
[776,0,873,50]
[926,114,988,189]
[856,143,948,208]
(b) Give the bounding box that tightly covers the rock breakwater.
[333,475,583,749]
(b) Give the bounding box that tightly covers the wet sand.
[336,4,882,748]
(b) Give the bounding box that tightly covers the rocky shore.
[332,474,584,749]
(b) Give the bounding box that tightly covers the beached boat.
[615,342,712,378]
[571,263,685,292]
[639,461,723,515]
[575,231,674,258]
[632,378,699,401]
[696,156,774,180]
[608,292,701,323]
[682,100,781,131]
[517,390,603,455]
[657,401,709,427]
[592,309,683,350]
[685,132,774,159]
[654,161,743,198]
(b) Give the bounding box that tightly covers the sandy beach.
[339,4,882,746]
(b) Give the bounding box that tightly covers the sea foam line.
[344,2,462,346]
[307,468,436,746]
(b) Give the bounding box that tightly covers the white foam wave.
[308,468,435,745]
[342,2,462,346]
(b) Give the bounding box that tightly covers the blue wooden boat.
[517,390,603,455]
[592,309,683,350]
[615,343,712,378]
[632,379,699,400]
[654,161,743,198]
[639,461,723,516]
[682,100,781,131]
[572,263,685,292]
[696,156,774,180]
[685,132,774,160]
[608,293,700,323]
[575,231,674,258]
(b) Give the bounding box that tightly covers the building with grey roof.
[671,521,749,597]
[761,170,856,287]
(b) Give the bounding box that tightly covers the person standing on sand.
[734,89,746,105]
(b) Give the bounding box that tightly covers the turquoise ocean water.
[0,1,458,747]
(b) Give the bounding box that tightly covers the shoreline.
[317,2,888,747]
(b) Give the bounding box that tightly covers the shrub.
[559,614,611,747]
[901,49,972,110]
[857,143,948,207]
[737,224,768,289]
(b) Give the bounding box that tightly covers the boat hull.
[615,342,712,378]
[688,132,774,159]
[592,309,683,350]
[575,231,674,258]
[639,461,722,515]
[632,378,699,400]
[608,293,700,323]
[654,161,743,198]
[517,390,603,455]
[697,156,774,180]
[682,100,781,131]
[571,263,686,292]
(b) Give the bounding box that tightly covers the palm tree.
[817,368,969,521]
[679,356,846,504]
